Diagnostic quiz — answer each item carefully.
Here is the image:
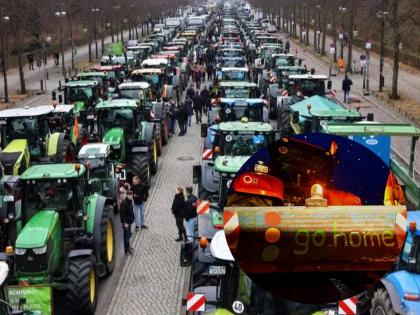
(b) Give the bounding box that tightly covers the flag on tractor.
[72,116,79,145]
[384,170,406,205]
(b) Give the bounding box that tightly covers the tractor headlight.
[15,248,26,255]
[32,246,47,255]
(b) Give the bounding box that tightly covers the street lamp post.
[91,8,99,60]
[377,10,389,92]
[1,15,10,103]
[55,9,66,77]
[316,4,321,53]
[338,6,346,60]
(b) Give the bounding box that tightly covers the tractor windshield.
[66,86,94,103]
[220,70,247,81]
[24,180,74,217]
[119,89,142,100]
[221,87,256,98]
[99,108,135,132]
[6,117,41,146]
[221,133,267,156]
[400,233,420,273]
[274,56,295,67]
[291,79,326,97]
[219,104,263,122]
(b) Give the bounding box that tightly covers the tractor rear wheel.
[67,255,98,315]
[132,154,151,187]
[100,205,116,275]
[370,287,396,315]
[57,139,76,163]
[162,121,169,145]
[156,129,163,156]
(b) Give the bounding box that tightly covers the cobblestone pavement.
[106,113,202,315]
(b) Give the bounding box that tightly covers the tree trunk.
[332,11,337,62]
[305,7,309,46]
[391,30,400,99]
[313,14,317,50]
[17,50,25,94]
[346,8,355,73]
[321,13,326,55]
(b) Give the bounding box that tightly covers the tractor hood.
[103,128,124,146]
[15,211,59,248]
[0,140,27,175]
[214,156,250,174]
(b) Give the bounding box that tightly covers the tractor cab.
[131,68,174,100]
[214,99,268,124]
[217,67,249,82]
[271,53,296,68]
[273,66,307,87]
[218,56,246,68]
[92,65,126,86]
[286,74,331,98]
[218,48,244,59]
[259,44,283,67]
[0,106,52,174]
[78,143,119,201]
[76,71,107,90]
[218,81,259,99]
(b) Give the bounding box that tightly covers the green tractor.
[0,106,76,176]
[117,81,170,156]
[2,163,116,314]
[94,99,158,185]
[195,120,274,203]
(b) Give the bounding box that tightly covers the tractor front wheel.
[100,205,116,275]
[67,255,98,315]
[132,154,151,187]
[370,288,396,315]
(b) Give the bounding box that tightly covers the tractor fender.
[379,278,405,314]
[47,132,67,161]
[68,249,93,259]
[92,195,114,263]
[141,121,155,145]
[201,161,219,194]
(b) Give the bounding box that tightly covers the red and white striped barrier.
[281,90,289,96]
[196,200,210,215]
[186,293,206,312]
[202,149,213,160]
[224,209,240,252]
[338,296,357,315]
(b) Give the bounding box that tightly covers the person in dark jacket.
[120,190,135,255]
[186,85,195,100]
[200,86,210,114]
[172,187,187,241]
[342,75,353,103]
[168,99,177,136]
[184,187,198,242]
[195,67,202,89]
[176,102,188,136]
[192,91,203,123]
[131,176,148,231]
[186,97,194,127]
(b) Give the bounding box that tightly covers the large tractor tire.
[51,133,76,163]
[100,205,116,275]
[67,255,98,315]
[370,288,396,315]
[156,127,163,156]
[162,120,169,146]
[132,154,151,187]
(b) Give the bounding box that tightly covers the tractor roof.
[96,99,138,110]
[321,122,420,136]
[77,72,107,78]
[291,95,361,119]
[289,74,329,80]
[38,104,74,114]
[217,121,272,132]
[119,82,150,90]
[78,143,111,159]
[64,80,98,87]
[131,68,163,75]
[92,65,123,72]
[221,67,248,72]
[0,105,53,118]
[141,58,169,66]
[219,98,265,106]
[220,81,257,87]
[21,163,86,180]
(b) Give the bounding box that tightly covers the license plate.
[209,265,226,275]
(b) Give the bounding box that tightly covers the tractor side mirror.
[180,241,193,267]
[52,90,56,101]
[292,111,299,124]
[193,165,201,184]
[367,113,374,121]
[327,80,332,90]
[118,169,127,181]
[58,94,63,104]
[201,123,208,138]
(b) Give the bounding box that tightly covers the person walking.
[342,75,353,103]
[186,84,195,100]
[131,176,149,231]
[206,63,214,81]
[168,99,177,136]
[53,52,60,66]
[200,85,210,115]
[27,52,34,71]
[195,67,202,89]
[176,101,188,136]
[184,187,198,242]
[186,96,194,127]
[172,187,187,242]
[200,63,206,82]
[120,190,135,255]
[285,40,290,53]
[193,91,203,123]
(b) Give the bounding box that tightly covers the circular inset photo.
[224,133,407,304]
